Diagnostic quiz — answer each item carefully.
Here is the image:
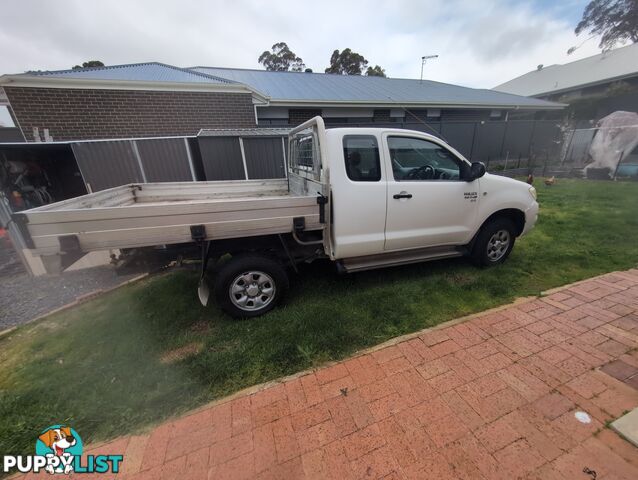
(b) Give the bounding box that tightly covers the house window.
[258,118,290,126]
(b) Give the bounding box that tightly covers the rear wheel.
[471,218,516,267]
[214,254,289,318]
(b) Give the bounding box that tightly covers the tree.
[72,60,105,70]
[258,42,305,72]
[575,0,638,51]
[366,65,386,77]
[325,48,369,75]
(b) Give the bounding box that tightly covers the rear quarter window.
[342,135,381,182]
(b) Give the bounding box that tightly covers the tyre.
[214,254,289,318]
[471,218,516,267]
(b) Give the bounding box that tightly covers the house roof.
[23,62,235,84]
[0,61,563,110]
[0,62,260,97]
[493,43,638,97]
[191,66,562,109]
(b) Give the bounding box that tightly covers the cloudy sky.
[0,0,604,88]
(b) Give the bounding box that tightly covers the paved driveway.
[47,270,638,479]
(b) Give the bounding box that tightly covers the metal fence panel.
[242,137,286,179]
[501,121,534,160]
[198,137,246,180]
[565,129,596,164]
[403,121,442,136]
[440,122,476,158]
[532,121,560,155]
[71,140,143,192]
[135,138,194,182]
[473,122,507,162]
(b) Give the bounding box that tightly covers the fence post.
[528,120,537,173]
[517,154,521,169]
[470,122,478,161]
[561,129,574,166]
[583,131,596,166]
[612,151,624,181]
[499,120,509,162]
[486,155,490,171]
[503,151,509,171]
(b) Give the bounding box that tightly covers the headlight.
[528,186,537,200]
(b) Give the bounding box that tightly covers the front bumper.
[521,201,539,236]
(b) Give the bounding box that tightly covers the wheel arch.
[468,208,525,251]
[480,208,526,236]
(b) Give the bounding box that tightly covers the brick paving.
[38,270,638,479]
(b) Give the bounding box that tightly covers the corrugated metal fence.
[70,132,288,192]
[2,120,563,193]
[72,137,198,192]
[335,119,561,167]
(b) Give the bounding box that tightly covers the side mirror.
[467,162,486,181]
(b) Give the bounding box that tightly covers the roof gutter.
[0,74,269,101]
[261,99,566,110]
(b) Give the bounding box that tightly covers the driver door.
[383,134,478,251]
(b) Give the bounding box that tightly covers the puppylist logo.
[2,425,123,475]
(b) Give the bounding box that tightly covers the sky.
[0,0,607,89]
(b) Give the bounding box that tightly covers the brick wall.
[373,109,391,122]
[288,109,322,126]
[4,87,256,141]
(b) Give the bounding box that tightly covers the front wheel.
[214,254,289,318]
[471,218,516,267]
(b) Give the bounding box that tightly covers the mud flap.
[198,277,210,307]
[197,241,212,306]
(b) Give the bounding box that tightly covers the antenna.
[420,55,439,83]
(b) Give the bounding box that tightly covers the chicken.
[544,176,555,186]
[526,174,534,185]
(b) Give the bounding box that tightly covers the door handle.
[393,192,413,199]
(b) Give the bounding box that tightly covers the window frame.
[342,134,382,183]
[288,129,322,182]
[386,134,469,182]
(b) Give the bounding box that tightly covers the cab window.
[388,136,463,181]
[343,135,381,182]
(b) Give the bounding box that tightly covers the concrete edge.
[610,407,638,448]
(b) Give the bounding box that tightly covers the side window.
[388,136,463,181]
[343,135,381,182]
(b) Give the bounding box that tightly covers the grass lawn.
[1,178,637,458]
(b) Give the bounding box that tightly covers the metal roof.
[190,66,562,109]
[4,61,564,109]
[23,62,235,85]
[493,43,638,97]
[198,128,291,137]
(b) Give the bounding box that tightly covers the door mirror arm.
[465,162,486,182]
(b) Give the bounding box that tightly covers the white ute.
[14,117,539,317]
